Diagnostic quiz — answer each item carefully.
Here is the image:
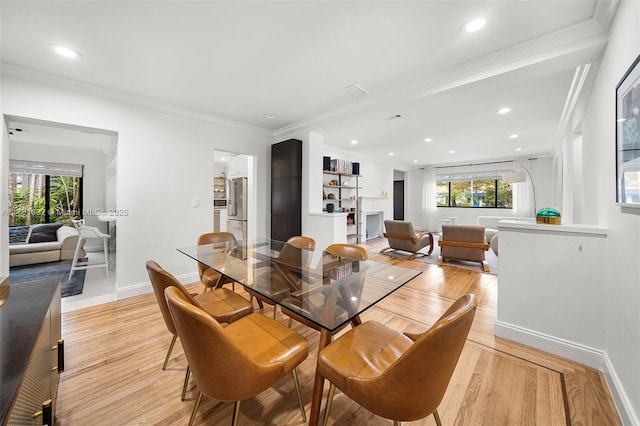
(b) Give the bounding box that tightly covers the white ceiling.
[1,1,613,166]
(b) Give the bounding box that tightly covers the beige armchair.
[381,220,433,260]
[438,225,490,272]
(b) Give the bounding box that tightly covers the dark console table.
[1,277,63,426]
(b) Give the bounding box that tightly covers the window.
[8,160,83,226]
[437,178,513,208]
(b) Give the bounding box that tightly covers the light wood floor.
[56,238,621,425]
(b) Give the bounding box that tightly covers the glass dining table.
[178,238,422,425]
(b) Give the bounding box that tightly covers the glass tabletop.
[177,239,422,332]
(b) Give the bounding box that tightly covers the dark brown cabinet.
[271,139,302,242]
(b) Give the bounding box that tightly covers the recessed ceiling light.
[465,18,486,33]
[51,44,81,59]
[448,150,456,154]
[413,160,418,163]
[515,148,523,152]
[509,134,519,139]
[388,152,394,156]
[263,113,278,119]
[350,139,358,145]
[424,138,433,142]
[497,107,512,114]
[220,157,227,162]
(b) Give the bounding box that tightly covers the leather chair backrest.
[384,220,417,238]
[196,232,236,279]
[277,236,316,265]
[325,243,368,261]
[349,293,477,421]
[146,260,201,336]
[164,287,291,402]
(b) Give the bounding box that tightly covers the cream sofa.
[476,216,534,256]
[9,225,86,267]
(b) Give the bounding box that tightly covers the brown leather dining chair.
[197,232,237,291]
[145,260,253,399]
[317,293,477,426]
[281,243,368,330]
[165,286,310,426]
[246,235,316,318]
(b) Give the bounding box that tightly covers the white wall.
[560,1,640,423]
[1,76,272,297]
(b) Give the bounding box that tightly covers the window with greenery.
[8,161,83,226]
[437,179,513,208]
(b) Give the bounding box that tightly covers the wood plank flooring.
[55,238,621,425]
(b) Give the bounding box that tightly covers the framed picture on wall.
[616,54,640,207]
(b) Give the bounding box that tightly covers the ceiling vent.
[334,84,370,102]
[385,114,402,120]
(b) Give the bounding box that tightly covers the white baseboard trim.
[116,281,152,299]
[494,321,605,369]
[603,352,640,426]
[495,321,640,424]
[116,272,200,300]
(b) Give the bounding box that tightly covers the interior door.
[393,180,404,220]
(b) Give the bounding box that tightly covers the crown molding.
[0,63,274,137]
[593,0,621,31]
[556,63,593,141]
[275,18,609,138]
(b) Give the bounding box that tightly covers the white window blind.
[9,159,84,177]
[436,162,513,182]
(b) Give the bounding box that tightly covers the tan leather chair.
[165,286,309,426]
[246,236,316,318]
[146,260,253,399]
[438,225,490,272]
[317,293,477,426]
[381,220,434,260]
[281,243,368,330]
[197,232,237,291]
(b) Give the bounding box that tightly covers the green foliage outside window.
[8,173,82,226]
[437,179,512,208]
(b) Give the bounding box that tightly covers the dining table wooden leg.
[309,329,333,426]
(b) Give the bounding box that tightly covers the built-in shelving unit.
[213,175,226,201]
[323,170,363,243]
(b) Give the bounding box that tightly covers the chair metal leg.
[433,409,442,426]
[322,383,336,426]
[231,401,241,426]
[181,365,191,401]
[68,235,84,280]
[288,316,293,328]
[189,391,203,426]
[273,305,277,320]
[393,421,401,426]
[292,369,306,422]
[163,335,177,370]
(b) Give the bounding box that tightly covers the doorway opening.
[393,170,406,220]
[5,115,118,312]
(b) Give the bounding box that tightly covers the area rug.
[9,259,87,297]
[372,234,499,275]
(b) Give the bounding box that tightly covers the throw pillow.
[28,222,63,243]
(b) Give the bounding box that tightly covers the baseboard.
[496,321,639,423]
[116,272,200,300]
[603,352,640,426]
[494,321,605,369]
[116,281,152,299]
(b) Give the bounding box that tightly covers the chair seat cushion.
[201,268,222,288]
[194,288,253,324]
[317,321,413,389]
[9,241,61,254]
[225,313,309,372]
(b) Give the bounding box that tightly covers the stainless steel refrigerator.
[227,176,247,242]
